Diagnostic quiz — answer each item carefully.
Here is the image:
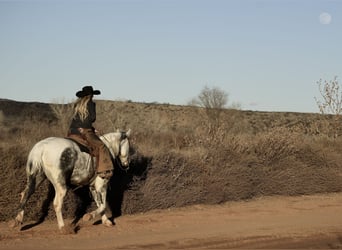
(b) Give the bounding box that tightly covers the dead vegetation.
[0,99,341,222]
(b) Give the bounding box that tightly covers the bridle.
[101,132,130,172]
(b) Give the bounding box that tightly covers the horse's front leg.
[83,177,112,227]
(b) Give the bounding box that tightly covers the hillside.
[0,99,341,222]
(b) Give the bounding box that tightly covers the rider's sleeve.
[88,101,96,123]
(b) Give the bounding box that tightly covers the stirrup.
[97,170,113,179]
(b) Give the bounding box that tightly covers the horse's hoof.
[60,224,76,235]
[8,219,21,229]
[103,220,113,227]
[82,213,93,222]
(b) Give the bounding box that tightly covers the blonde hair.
[73,95,92,121]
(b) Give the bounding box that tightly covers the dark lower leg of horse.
[72,186,92,225]
[19,172,46,209]
[9,173,48,230]
[20,175,37,204]
[37,182,55,223]
[11,175,37,227]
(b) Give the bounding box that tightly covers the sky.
[0,0,341,113]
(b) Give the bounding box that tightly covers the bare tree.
[315,76,342,115]
[196,86,228,109]
[189,85,229,135]
[314,76,342,137]
[50,99,74,136]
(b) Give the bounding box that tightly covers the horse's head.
[101,129,131,171]
[117,129,131,169]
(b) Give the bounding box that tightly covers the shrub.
[1,100,342,222]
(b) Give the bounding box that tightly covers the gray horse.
[11,129,131,231]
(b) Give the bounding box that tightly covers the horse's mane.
[100,132,122,157]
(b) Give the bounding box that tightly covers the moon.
[319,12,332,24]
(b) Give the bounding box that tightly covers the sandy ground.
[1,193,342,249]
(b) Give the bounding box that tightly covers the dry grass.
[0,99,342,222]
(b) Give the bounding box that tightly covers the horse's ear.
[126,128,131,137]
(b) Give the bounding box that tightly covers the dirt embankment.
[1,193,342,249]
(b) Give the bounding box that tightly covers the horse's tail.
[25,150,44,179]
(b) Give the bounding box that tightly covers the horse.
[11,129,131,232]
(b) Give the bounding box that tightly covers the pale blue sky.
[0,0,341,113]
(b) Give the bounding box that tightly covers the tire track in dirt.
[1,193,342,249]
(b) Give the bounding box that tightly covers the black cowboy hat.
[76,86,101,98]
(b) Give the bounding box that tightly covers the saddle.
[66,134,93,156]
[66,133,112,179]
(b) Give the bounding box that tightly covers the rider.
[68,86,113,179]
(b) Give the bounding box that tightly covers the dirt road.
[1,193,342,249]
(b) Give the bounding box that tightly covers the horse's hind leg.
[11,176,35,227]
[11,171,46,228]
[52,183,67,230]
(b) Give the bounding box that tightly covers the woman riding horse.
[68,86,113,179]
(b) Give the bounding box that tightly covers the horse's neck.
[100,133,120,157]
